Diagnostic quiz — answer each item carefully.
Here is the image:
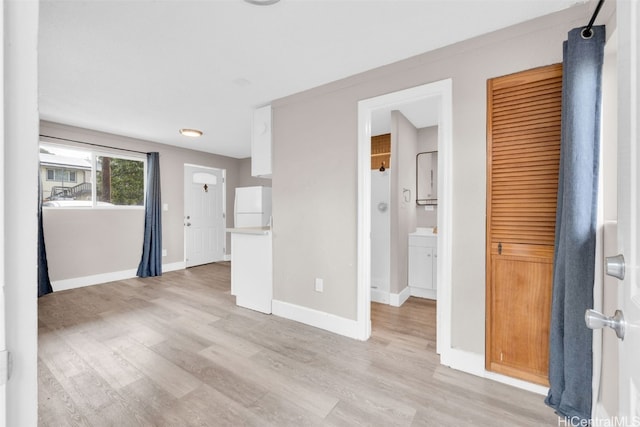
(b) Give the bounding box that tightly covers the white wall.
[390,111,417,295]
[271,5,590,352]
[43,209,144,282]
[3,1,39,425]
[370,170,390,296]
[40,121,249,283]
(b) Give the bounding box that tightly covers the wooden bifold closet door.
[485,64,562,386]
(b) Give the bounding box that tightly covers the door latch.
[585,309,625,340]
[605,254,625,280]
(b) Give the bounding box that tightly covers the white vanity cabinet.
[408,230,437,300]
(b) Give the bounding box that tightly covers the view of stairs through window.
[49,182,92,200]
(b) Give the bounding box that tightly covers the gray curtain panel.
[137,152,163,278]
[545,25,605,422]
[38,171,53,297]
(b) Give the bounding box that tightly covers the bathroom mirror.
[416,151,438,205]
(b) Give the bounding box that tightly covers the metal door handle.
[605,254,625,280]
[585,309,625,340]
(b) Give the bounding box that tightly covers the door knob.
[585,309,625,340]
[186,222,191,227]
[605,254,625,280]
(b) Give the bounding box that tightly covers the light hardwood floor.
[38,263,558,426]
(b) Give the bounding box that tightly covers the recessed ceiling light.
[179,128,203,138]
[244,0,280,5]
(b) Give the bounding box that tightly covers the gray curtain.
[545,25,605,422]
[137,152,162,277]
[38,171,53,297]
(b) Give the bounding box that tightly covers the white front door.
[184,165,225,268]
[616,0,640,420]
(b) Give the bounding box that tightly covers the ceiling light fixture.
[179,128,203,138]
[244,0,280,5]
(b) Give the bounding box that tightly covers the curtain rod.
[39,134,148,155]
[582,0,605,39]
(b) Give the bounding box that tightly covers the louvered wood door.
[486,64,562,386]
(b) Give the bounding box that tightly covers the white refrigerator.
[234,186,272,227]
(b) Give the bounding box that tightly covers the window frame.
[45,168,77,183]
[40,142,147,210]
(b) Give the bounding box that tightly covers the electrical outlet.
[315,278,323,292]
[162,249,167,257]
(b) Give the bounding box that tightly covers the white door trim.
[616,0,640,420]
[3,1,39,424]
[356,79,453,359]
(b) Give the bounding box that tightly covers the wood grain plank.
[104,336,202,399]
[62,331,143,390]
[38,358,92,427]
[199,345,339,419]
[39,263,558,425]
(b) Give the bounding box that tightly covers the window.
[96,156,145,205]
[40,144,146,208]
[46,169,77,183]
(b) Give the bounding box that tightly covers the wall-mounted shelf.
[371,134,390,170]
[418,198,437,206]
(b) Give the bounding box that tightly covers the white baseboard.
[440,347,549,395]
[375,287,437,307]
[271,299,363,340]
[223,254,231,261]
[390,286,411,307]
[371,288,390,304]
[51,261,186,292]
[372,287,412,307]
[163,261,187,273]
[410,286,437,300]
[52,269,138,292]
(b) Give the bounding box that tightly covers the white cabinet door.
[408,245,434,290]
[231,232,273,314]
[251,105,272,178]
[408,233,437,299]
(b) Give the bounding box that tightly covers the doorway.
[356,79,453,358]
[370,115,438,306]
[184,164,226,267]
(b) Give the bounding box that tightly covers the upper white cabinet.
[251,105,272,178]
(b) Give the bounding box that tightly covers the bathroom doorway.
[370,112,440,307]
[356,79,453,358]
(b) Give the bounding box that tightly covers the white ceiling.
[38,0,586,159]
